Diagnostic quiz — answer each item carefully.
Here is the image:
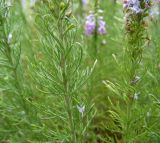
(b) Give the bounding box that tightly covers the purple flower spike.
[85,13,96,35]
[98,17,106,35]
[123,0,150,14]
[85,13,107,36]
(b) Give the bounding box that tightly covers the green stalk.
[93,0,99,58]
[58,4,76,142]
[79,0,83,17]
[64,95,76,143]
[61,50,76,143]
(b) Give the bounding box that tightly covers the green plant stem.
[64,95,76,143]
[61,57,76,143]
[58,9,76,141]
[93,0,99,58]
[79,0,83,16]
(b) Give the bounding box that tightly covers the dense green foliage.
[0,0,160,143]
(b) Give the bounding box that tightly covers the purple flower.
[98,17,106,35]
[131,0,143,13]
[85,13,96,35]
[131,5,143,13]
[85,13,107,36]
[123,0,130,8]
[82,0,88,6]
[123,0,150,14]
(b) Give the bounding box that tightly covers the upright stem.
[61,51,76,143]
[58,6,76,141]
[79,0,83,17]
[93,0,99,58]
[64,95,76,143]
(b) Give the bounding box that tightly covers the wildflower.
[123,0,151,14]
[85,13,96,35]
[129,0,142,13]
[131,5,143,14]
[85,13,106,35]
[133,92,140,100]
[77,105,85,117]
[8,33,12,43]
[134,94,138,100]
[98,17,106,35]
[123,0,129,8]
[130,76,141,85]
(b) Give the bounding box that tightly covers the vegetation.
[0,0,160,142]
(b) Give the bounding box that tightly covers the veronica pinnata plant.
[34,0,96,142]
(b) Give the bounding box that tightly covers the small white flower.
[134,92,140,100]
[77,105,85,117]
[134,94,138,100]
[135,75,140,81]
[8,33,12,43]
[131,75,141,84]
